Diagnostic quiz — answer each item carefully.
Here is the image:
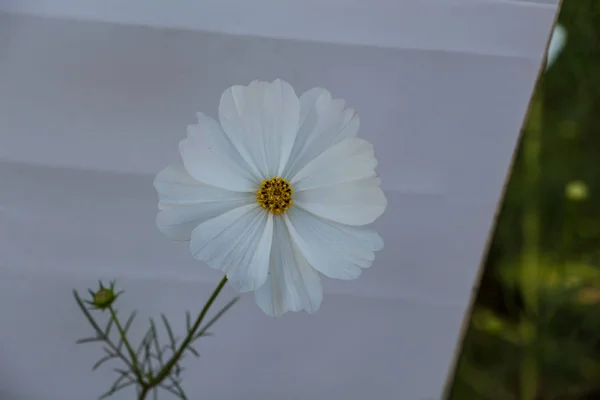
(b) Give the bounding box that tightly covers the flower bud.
[86,281,121,311]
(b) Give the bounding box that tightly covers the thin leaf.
[159,383,186,399]
[102,346,117,357]
[163,376,188,400]
[123,311,138,334]
[186,345,200,358]
[104,317,114,337]
[117,311,138,351]
[172,359,183,378]
[76,336,103,345]
[98,379,136,399]
[73,290,105,337]
[161,314,177,350]
[92,353,116,371]
[143,333,154,377]
[111,368,133,391]
[160,315,183,377]
[149,318,165,368]
[194,297,239,340]
[192,332,214,341]
[169,377,188,400]
[98,342,134,371]
[135,328,153,361]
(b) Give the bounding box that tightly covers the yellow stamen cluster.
[256,177,294,215]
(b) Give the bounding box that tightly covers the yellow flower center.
[256,177,294,215]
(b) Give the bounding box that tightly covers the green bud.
[85,280,122,311]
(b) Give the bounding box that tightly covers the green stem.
[520,91,543,400]
[109,306,143,382]
[138,386,150,400]
[139,275,229,399]
[521,95,542,313]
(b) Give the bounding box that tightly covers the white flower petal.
[282,88,359,179]
[546,24,566,70]
[219,79,301,179]
[254,217,323,317]
[179,113,259,191]
[291,137,377,191]
[288,136,385,228]
[155,165,255,241]
[154,164,255,209]
[284,208,383,280]
[190,204,273,292]
[294,177,386,226]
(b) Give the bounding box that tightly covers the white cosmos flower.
[546,24,567,71]
[154,79,387,317]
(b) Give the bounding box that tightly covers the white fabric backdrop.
[0,1,559,399]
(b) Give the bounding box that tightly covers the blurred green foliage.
[450,2,600,399]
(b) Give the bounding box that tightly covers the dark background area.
[450,1,600,399]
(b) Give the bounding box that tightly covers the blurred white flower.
[155,79,387,317]
[546,24,567,70]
